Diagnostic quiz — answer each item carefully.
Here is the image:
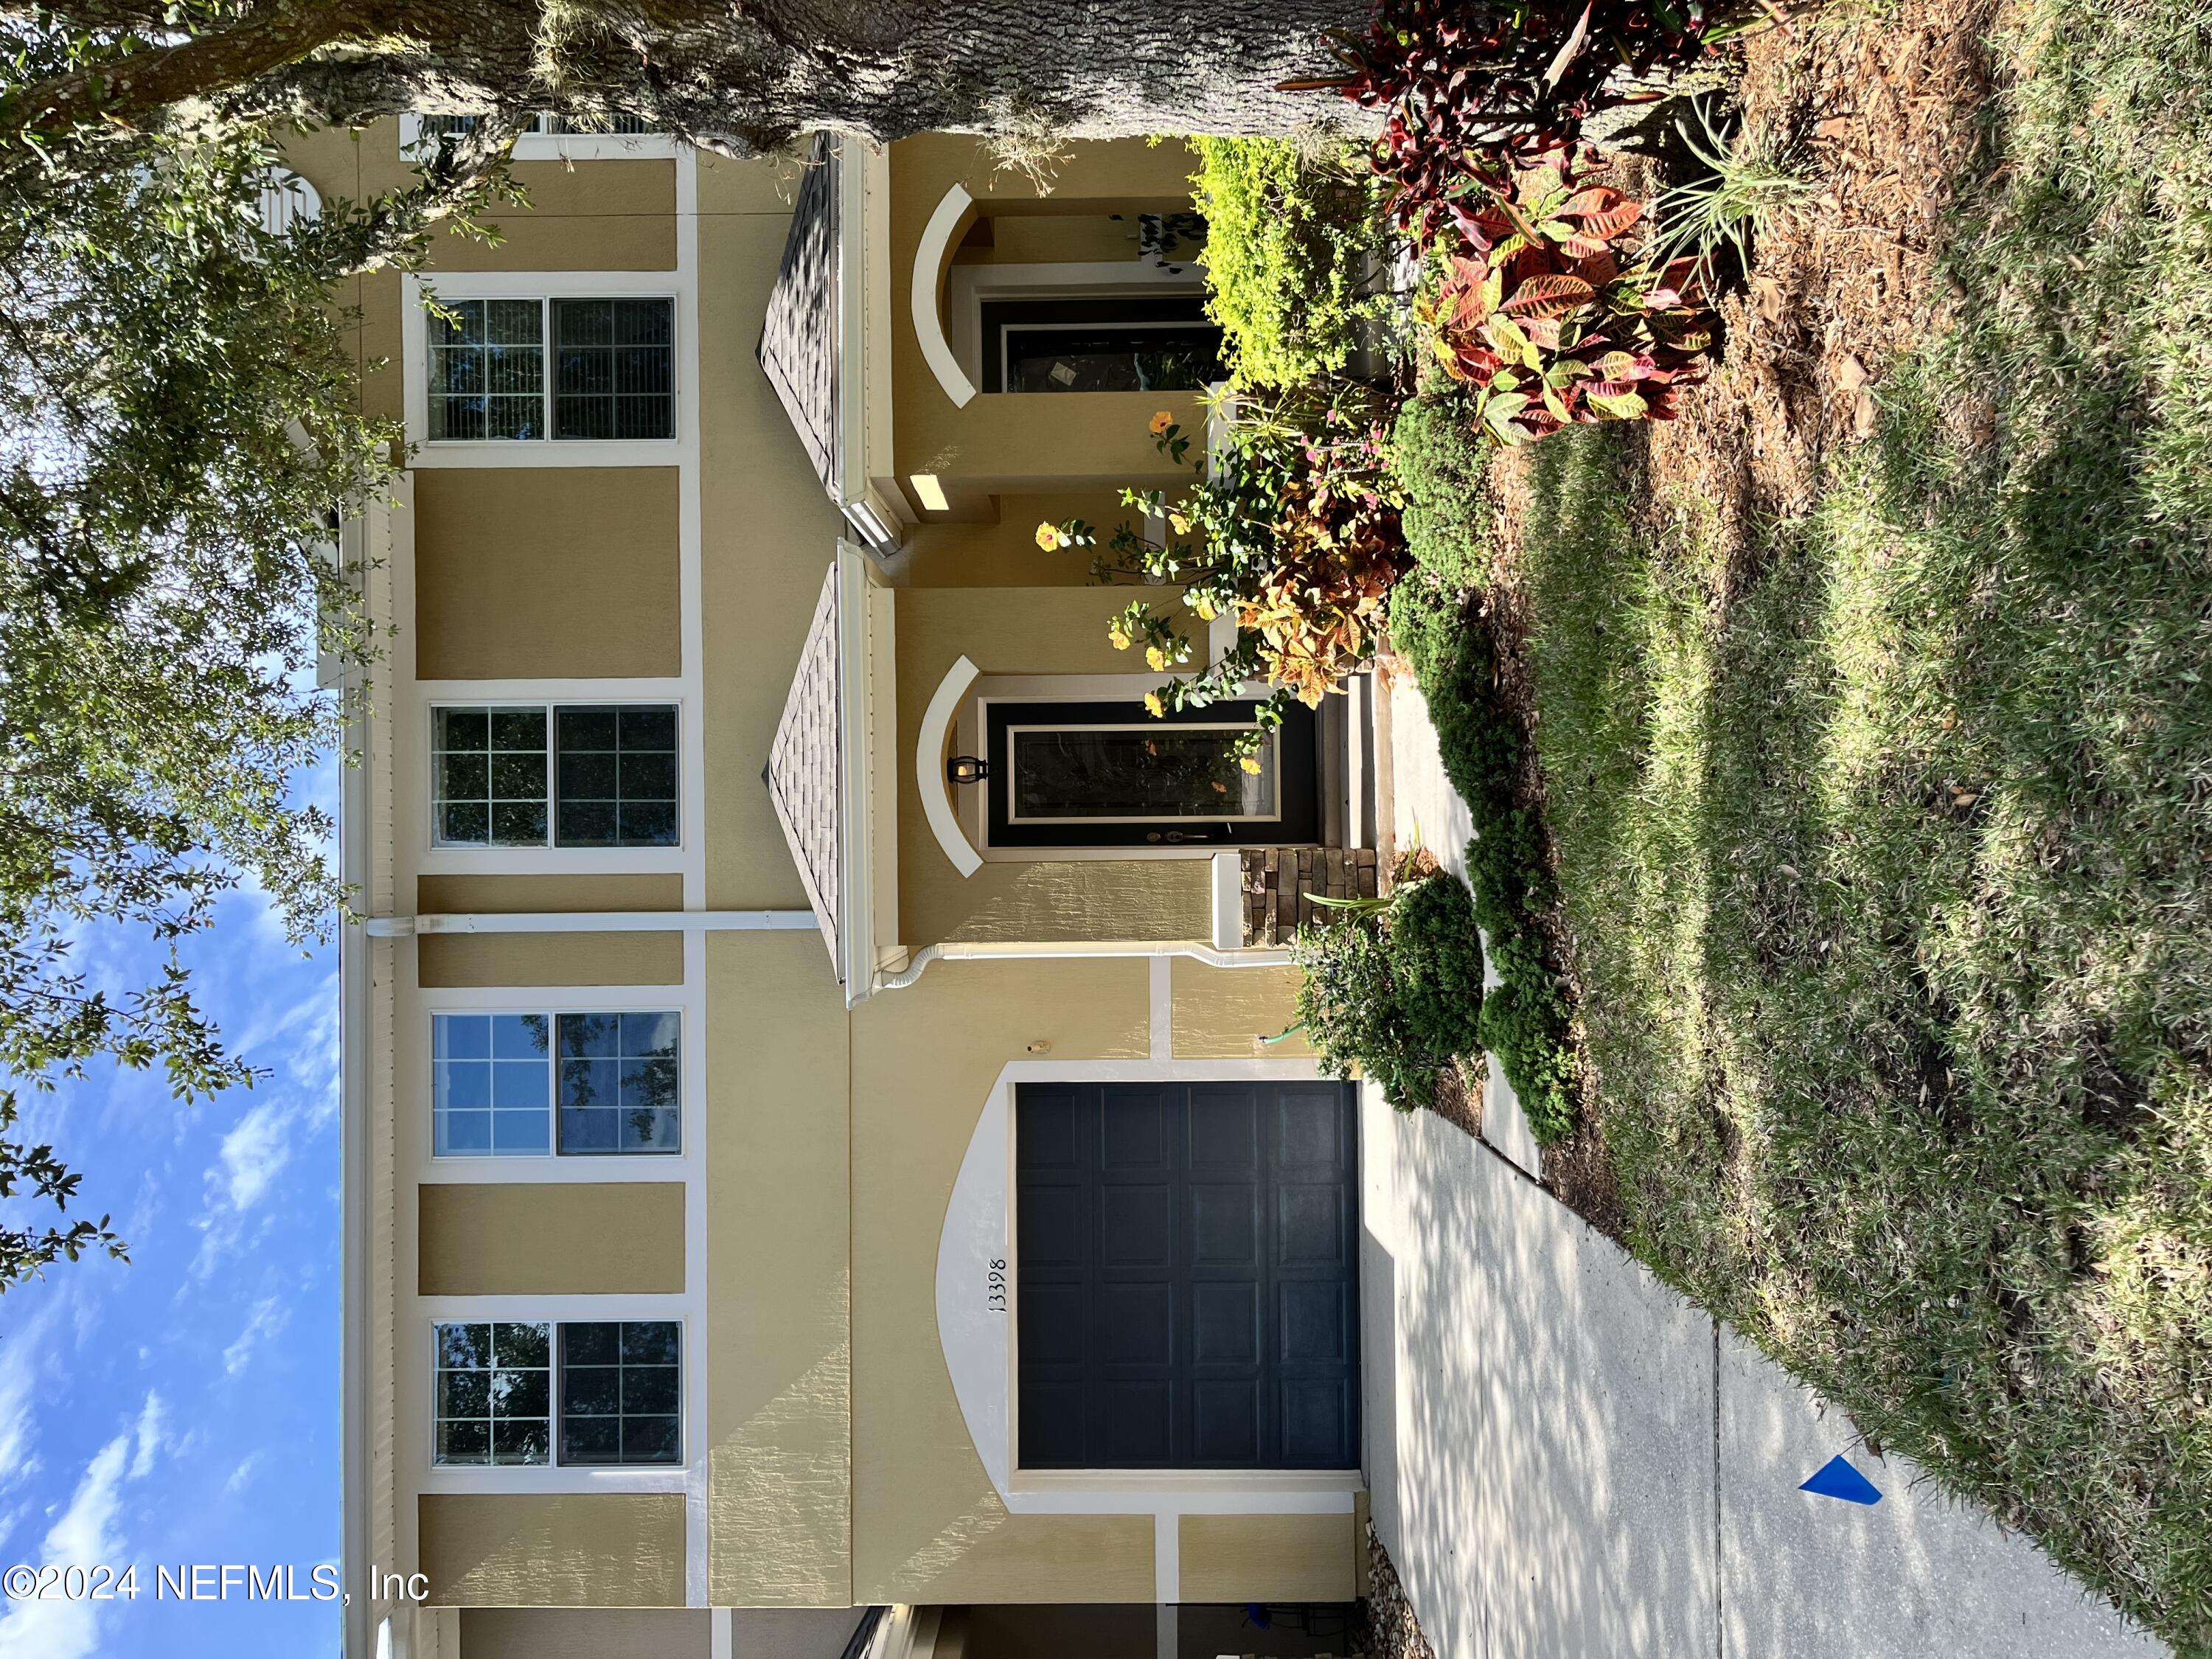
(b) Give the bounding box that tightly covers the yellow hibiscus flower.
[1143,691,1165,718]
[1239,755,1263,776]
[1192,596,1217,622]
[1034,521,1060,551]
[1108,625,1130,650]
[1167,511,1191,535]
[1146,644,1167,672]
[1149,411,1174,437]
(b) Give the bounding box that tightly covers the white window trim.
[423,995,689,1173]
[403,272,685,466]
[423,695,686,866]
[420,1301,689,1494]
[399,113,681,162]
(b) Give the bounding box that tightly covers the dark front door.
[984,698,1320,849]
[1015,1080,1361,1470]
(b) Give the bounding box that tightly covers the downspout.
[871,938,1292,996]
[361,910,818,936]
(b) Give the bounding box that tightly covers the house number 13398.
[986,1259,1007,1312]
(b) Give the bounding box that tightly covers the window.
[558,1322,681,1465]
[432,703,678,849]
[433,1010,681,1157]
[433,1320,681,1468]
[434,1321,551,1466]
[426,297,673,442]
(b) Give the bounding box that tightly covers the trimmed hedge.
[1390,390,1495,587]
[1189,136,1382,391]
[1387,575,1577,1141]
[1293,872,1486,1111]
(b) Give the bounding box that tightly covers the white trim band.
[362,911,816,936]
[912,185,979,408]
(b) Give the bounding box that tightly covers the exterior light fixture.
[945,754,990,786]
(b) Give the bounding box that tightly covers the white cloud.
[221,1298,288,1377]
[0,1433,130,1659]
[0,1292,68,1494]
[223,1452,261,1495]
[218,1099,295,1213]
[130,1391,166,1480]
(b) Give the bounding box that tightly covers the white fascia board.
[836,543,884,1003]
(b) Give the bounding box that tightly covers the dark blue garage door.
[1016,1080,1361,1470]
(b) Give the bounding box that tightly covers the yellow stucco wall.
[695,150,848,914]
[415,932,684,988]
[888,136,1206,494]
[420,1494,686,1606]
[416,873,685,914]
[1178,1512,1358,1603]
[850,957,1155,1604]
[417,1184,684,1295]
[413,469,681,679]
[1169,960,1314,1060]
[704,931,853,1607]
[894,586,1211,948]
[431,159,678,271]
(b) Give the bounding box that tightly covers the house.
[300,118,1384,1659]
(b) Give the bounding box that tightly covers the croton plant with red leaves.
[1417,154,1716,444]
[1299,0,1750,251]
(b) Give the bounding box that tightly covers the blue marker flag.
[1800,1453,1883,1505]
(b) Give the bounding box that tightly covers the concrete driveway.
[1360,681,2168,1659]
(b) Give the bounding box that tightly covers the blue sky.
[0,784,342,1655]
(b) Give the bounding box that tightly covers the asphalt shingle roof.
[758,134,840,497]
[765,560,844,977]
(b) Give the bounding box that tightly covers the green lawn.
[1401,0,2212,1644]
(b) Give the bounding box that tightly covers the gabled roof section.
[758,133,840,496]
[765,560,844,975]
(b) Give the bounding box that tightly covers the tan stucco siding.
[705,931,853,1607]
[1177,1512,1357,1602]
[850,958,1152,1604]
[458,1608,710,1659]
[415,873,685,914]
[898,493,1130,588]
[413,468,681,679]
[417,1183,684,1295]
[1169,960,1315,1060]
[431,160,678,271]
[894,587,1212,948]
[695,151,849,911]
[888,136,1204,493]
[416,932,684,988]
[420,1493,686,1606]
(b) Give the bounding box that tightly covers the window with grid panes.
[433,1321,552,1465]
[560,1322,681,1465]
[427,300,546,440]
[556,1012,681,1153]
[431,703,677,848]
[432,706,548,847]
[431,1014,552,1155]
[554,705,678,846]
[553,299,674,439]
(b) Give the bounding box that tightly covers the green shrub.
[1189,136,1382,391]
[1389,390,1495,586]
[1293,873,1486,1110]
[1385,575,1576,1140]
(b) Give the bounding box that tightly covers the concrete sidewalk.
[1360,681,2166,1659]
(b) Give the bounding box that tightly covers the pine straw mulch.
[1465,0,2003,1243]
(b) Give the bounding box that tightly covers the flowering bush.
[1419,153,1714,443]
[1046,400,1408,754]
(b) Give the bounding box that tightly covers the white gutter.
[361,910,817,937]
[872,938,1292,995]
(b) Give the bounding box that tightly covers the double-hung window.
[432,703,678,849]
[428,297,674,442]
[433,1010,681,1157]
[433,1320,680,1467]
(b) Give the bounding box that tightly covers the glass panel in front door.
[1006,723,1279,825]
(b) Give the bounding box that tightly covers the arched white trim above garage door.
[911,184,980,408]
